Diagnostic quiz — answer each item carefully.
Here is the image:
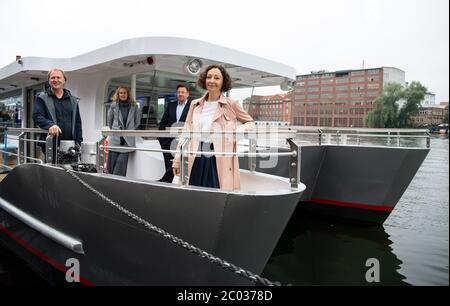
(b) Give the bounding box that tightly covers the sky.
[0,0,448,102]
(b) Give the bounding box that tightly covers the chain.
[64,168,282,286]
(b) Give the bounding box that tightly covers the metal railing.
[279,126,431,149]
[99,129,300,189]
[1,127,53,168]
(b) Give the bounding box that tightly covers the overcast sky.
[0,0,448,102]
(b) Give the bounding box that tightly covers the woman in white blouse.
[172,65,254,190]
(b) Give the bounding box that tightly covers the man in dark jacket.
[158,84,191,182]
[33,68,83,161]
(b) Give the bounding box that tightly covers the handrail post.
[336,130,340,145]
[3,129,7,167]
[318,129,322,146]
[96,136,107,173]
[287,138,299,190]
[180,138,190,186]
[248,137,257,172]
[426,131,431,148]
[18,132,25,165]
[397,131,400,147]
[45,135,57,165]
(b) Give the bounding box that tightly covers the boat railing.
[277,126,431,149]
[1,127,49,169]
[99,129,301,189]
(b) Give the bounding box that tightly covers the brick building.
[293,67,405,127]
[411,106,448,126]
[243,91,293,124]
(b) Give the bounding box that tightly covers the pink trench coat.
[172,94,255,191]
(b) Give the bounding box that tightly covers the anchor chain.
[64,168,283,286]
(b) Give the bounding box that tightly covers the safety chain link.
[64,168,282,286]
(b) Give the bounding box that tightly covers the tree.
[365,83,403,128]
[365,81,427,128]
[397,81,427,127]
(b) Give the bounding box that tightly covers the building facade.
[421,92,436,106]
[410,106,447,126]
[293,67,405,127]
[243,92,293,124]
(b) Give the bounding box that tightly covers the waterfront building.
[421,92,436,106]
[243,91,293,124]
[293,67,405,127]
[411,105,448,126]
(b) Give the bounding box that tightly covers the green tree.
[397,81,427,127]
[365,81,427,128]
[365,83,403,128]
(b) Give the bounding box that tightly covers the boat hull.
[0,164,302,285]
[243,145,429,225]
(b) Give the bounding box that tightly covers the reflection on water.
[263,135,449,286]
[385,134,449,286]
[262,212,409,286]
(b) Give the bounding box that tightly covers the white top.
[176,100,188,122]
[199,101,219,142]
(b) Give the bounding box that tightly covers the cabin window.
[105,71,201,129]
[0,93,22,129]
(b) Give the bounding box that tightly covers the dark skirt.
[189,142,220,189]
[107,151,129,176]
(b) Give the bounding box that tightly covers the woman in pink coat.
[172,65,254,190]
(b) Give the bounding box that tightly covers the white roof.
[0,36,296,93]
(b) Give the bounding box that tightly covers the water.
[262,135,449,286]
[0,136,448,286]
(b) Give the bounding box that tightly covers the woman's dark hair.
[197,65,233,92]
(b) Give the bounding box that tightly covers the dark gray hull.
[243,145,429,225]
[0,164,302,285]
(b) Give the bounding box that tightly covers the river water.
[0,136,448,286]
[262,135,449,286]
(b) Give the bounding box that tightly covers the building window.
[351,77,365,83]
[335,78,349,84]
[320,93,333,99]
[336,85,348,91]
[367,91,379,97]
[367,83,380,89]
[367,69,380,75]
[306,117,318,126]
[351,84,365,90]
[351,92,364,98]
[321,79,334,84]
[335,118,348,127]
[336,93,349,98]
[350,71,365,76]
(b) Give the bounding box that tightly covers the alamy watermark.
[365,258,380,283]
[65,258,80,283]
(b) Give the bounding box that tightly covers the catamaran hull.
[243,145,429,225]
[0,164,302,285]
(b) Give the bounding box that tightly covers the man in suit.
[158,84,191,182]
